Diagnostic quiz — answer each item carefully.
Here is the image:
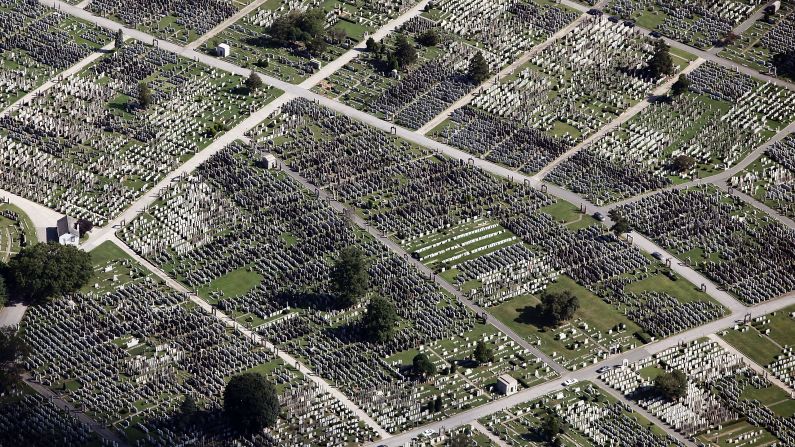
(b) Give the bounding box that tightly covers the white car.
[563,378,578,386]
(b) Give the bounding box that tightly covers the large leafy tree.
[412,353,436,377]
[538,290,579,327]
[647,40,674,78]
[393,34,418,70]
[468,51,490,84]
[361,296,398,343]
[773,50,795,80]
[8,243,93,304]
[224,373,280,433]
[654,369,688,401]
[330,247,369,307]
[473,340,494,365]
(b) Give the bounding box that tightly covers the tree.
[538,290,579,327]
[417,29,440,47]
[177,395,198,431]
[393,34,417,69]
[433,395,443,412]
[138,82,152,109]
[773,50,795,80]
[647,40,674,78]
[365,37,379,53]
[611,217,630,236]
[468,51,490,84]
[114,29,124,49]
[0,272,7,308]
[245,72,263,92]
[328,27,347,45]
[305,36,328,56]
[330,247,368,307]
[361,296,398,343]
[670,75,690,96]
[76,218,94,235]
[8,243,93,304]
[412,353,436,377]
[0,329,29,394]
[654,369,688,401]
[671,154,696,173]
[540,411,563,442]
[473,340,494,365]
[223,373,279,433]
[448,430,475,447]
[266,9,326,49]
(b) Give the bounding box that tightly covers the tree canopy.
[393,34,418,70]
[7,243,93,304]
[177,395,198,431]
[611,217,630,236]
[412,352,436,377]
[654,369,688,401]
[245,72,263,92]
[647,40,674,78]
[114,29,124,49]
[267,8,328,55]
[473,340,494,365]
[540,411,564,442]
[773,50,795,80]
[416,29,440,47]
[0,271,7,309]
[670,75,691,96]
[223,373,280,433]
[468,51,490,84]
[330,246,369,307]
[361,296,398,343]
[138,82,152,109]
[538,290,579,327]
[671,154,696,173]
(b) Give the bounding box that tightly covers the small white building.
[258,153,277,169]
[496,374,518,396]
[216,43,231,57]
[57,216,80,246]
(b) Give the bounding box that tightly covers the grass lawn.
[203,267,263,298]
[90,241,134,266]
[721,329,781,366]
[624,273,716,305]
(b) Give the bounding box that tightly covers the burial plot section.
[479,382,682,447]
[0,1,113,111]
[721,1,795,77]
[616,185,795,304]
[731,134,795,220]
[549,62,795,204]
[203,0,420,83]
[601,339,795,445]
[0,41,279,226]
[606,0,765,49]
[0,203,36,263]
[432,15,660,173]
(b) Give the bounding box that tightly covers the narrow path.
[109,236,391,439]
[0,40,117,119]
[23,375,129,446]
[471,420,510,447]
[185,0,270,50]
[531,58,705,182]
[708,334,795,396]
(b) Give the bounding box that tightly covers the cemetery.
[601,339,795,445]
[479,381,680,447]
[88,0,255,44]
[720,304,795,392]
[430,15,663,173]
[604,0,766,49]
[730,134,795,220]
[0,203,36,264]
[0,0,113,111]
[549,61,795,204]
[0,40,280,226]
[203,0,421,83]
[718,0,795,77]
[616,185,795,304]
[254,98,728,372]
[0,0,794,444]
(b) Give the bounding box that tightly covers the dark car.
[587,8,602,16]
[652,251,664,260]
[650,31,662,38]
[623,20,635,28]
[593,212,605,222]
[608,15,619,23]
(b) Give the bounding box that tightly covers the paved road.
[109,236,391,439]
[0,188,63,242]
[531,58,705,182]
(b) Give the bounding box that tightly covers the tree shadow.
[515,304,553,329]
[272,290,339,312]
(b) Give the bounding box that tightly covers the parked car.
[563,378,579,386]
